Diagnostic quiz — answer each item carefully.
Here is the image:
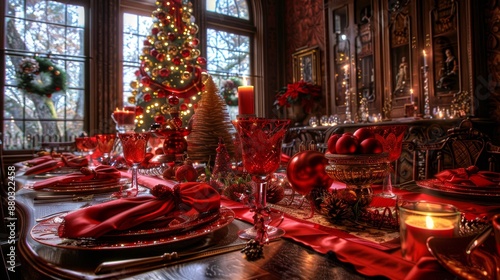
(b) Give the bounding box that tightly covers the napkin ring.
[151,184,175,200]
[79,167,98,179]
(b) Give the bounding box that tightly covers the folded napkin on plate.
[32,165,121,190]
[61,154,88,167]
[25,155,53,166]
[435,166,499,187]
[24,160,64,176]
[58,182,220,238]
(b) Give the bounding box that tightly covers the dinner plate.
[417,179,500,199]
[30,207,235,250]
[427,234,499,280]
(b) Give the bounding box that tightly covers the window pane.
[122,12,151,106]
[206,0,249,20]
[3,0,86,150]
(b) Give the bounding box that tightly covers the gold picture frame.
[292,46,321,85]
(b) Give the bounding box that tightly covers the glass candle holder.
[397,196,461,262]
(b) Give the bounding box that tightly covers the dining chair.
[282,139,296,157]
[40,141,76,153]
[419,118,490,178]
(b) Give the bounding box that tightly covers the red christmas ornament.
[181,48,191,58]
[159,68,170,77]
[180,103,188,111]
[172,56,181,65]
[175,162,197,182]
[141,76,151,86]
[168,33,176,41]
[286,150,333,196]
[156,53,166,62]
[191,38,199,47]
[196,57,207,65]
[152,27,159,35]
[143,93,152,102]
[154,115,166,124]
[168,95,180,105]
[157,11,166,20]
[143,40,151,46]
[150,49,158,57]
[163,132,188,155]
[135,106,144,116]
[157,90,167,98]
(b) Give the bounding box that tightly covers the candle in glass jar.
[238,86,255,116]
[404,215,455,261]
[112,108,135,125]
[423,50,428,67]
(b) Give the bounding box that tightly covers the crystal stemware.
[232,117,290,241]
[81,136,98,167]
[95,133,116,165]
[370,125,407,198]
[118,132,150,197]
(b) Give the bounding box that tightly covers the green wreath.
[16,56,67,98]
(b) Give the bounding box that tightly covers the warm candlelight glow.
[410,88,414,103]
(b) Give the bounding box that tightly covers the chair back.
[40,141,76,153]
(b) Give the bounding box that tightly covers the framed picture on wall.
[292,46,321,85]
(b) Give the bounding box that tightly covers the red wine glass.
[118,132,150,197]
[232,117,290,241]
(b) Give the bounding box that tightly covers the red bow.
[58,182,220,238]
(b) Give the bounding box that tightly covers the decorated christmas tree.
[187,75,236,163]
[128,0,206,131]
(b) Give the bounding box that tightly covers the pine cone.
[266,180,285,204]
[309,187,330,211]
[241,239,264,261]
[321,190,351,223]
[223,181,253,201]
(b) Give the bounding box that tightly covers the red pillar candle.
[402,215,455,262]
[112,108,135,126]
[238,86,255,116]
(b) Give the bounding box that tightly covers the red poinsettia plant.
[274,80,321,113]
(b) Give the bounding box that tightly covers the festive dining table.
[12,165,500,280]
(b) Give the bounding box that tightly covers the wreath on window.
[16,56,67,98]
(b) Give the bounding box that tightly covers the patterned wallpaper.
[284,0,326,86]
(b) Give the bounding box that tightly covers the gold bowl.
[325,152,391,206]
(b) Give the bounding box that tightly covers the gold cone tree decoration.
[187,75,236,163]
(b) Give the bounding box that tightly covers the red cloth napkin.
[435,166,499,187]
[32,165,121,190]
[58,182,221,238]
[25,155,53,166]
[24,160,64,175]
[61,154,88,167]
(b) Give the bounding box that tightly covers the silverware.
[95,243,249,275]
[34,194,94,204]
[465,224,493,259]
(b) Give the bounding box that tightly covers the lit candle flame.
[425,216,435,229]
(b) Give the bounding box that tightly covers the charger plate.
[427,234,499,280]
[30,207,234,250]
[417,179,500,199]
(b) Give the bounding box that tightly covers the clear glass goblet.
[118,132,150,197]
[95,133,116,165]
[232,117,290,242]
[81,136,98,167]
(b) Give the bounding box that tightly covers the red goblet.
[232,117,291,241]
[118,132,150,197]
[95,133,116,165]
[369,125,408,198]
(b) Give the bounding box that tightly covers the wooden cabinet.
[325,0,484,120]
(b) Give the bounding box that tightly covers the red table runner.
[131,172,499,280]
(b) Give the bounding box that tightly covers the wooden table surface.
[13,184,376,280]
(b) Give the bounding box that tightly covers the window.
[121,11,152,107]
[2,0,88,150]
[204,0,254,120]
